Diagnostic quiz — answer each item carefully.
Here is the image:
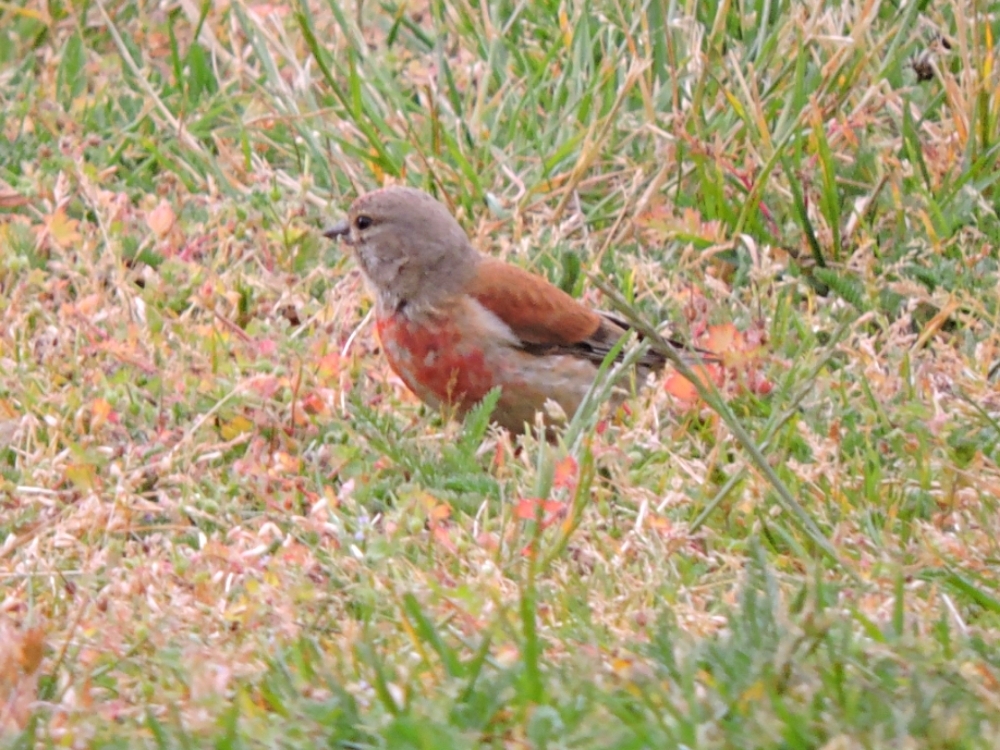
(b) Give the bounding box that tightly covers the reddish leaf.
[146,199,175,237]
[515,497,566,529]
[553,456,578,491]
[432,524,457,553]
[663,363,723,402]
[316,353,342,379]
[90,398,116,431]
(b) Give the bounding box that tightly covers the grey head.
[324,186,479,312]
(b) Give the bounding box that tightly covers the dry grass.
[2,0,1000,746]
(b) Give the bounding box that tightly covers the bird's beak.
[323,220,352,243]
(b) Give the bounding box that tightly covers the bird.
[324,186,705,434]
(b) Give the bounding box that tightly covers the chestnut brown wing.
[468,258,664,367]
[468,259,603,346]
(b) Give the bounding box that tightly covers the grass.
[2,0,1000,746]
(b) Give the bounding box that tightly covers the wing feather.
[467,258,601,346]
[468,257,711,369]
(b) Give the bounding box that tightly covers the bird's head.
[325,186,478,312]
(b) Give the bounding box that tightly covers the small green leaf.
[56,31,86,108]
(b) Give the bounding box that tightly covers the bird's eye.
[355,215,373,230]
